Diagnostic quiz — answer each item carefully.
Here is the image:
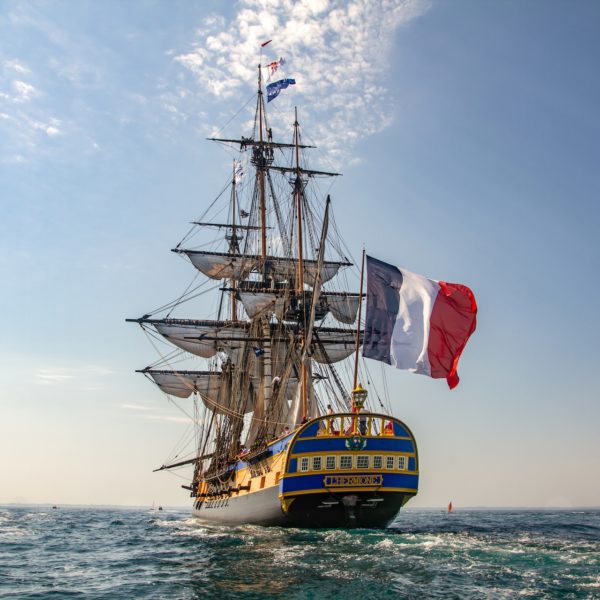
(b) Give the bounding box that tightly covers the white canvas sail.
[182,251,256,280]
[144,369,254,414]
[148,319,360,365]
[177,250,350,286]
[311,329,359,363]
[237,290,360,324]
[324,293,361,325]
[151,321,249,359]
[145,369,221,399]
[238,291,286,319]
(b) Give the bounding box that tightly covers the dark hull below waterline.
[192,486,411,528]
[284,491,410,528]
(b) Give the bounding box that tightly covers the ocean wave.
[0,507,597,598]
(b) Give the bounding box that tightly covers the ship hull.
[282,490,410,528]
[192,486,411,528]
[192,413,419,528]
[193,484,284,526]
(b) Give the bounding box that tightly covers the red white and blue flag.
[268,57,286,75]
[363,256,477,389]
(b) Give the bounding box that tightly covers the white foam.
[374,538,395,549]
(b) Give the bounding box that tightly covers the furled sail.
[141,369,221,399]
[311,329,361,364]
[174,249,351,287]
[175,250,255,280]
[142,319,361,365]
[141,368,253,414]
[324,292,361,325]
[237,289,360,324]
[147,319,250,360]
[238,291,287,319]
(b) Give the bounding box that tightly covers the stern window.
[386,456,395,470]
[340,456,353,469]
[300,457,310,472]
[312,456,322,471]
[325,456,336,470]
[356,456,369,469]
[398,456,408,471]
[373,456,383,469]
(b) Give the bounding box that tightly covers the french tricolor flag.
[363,256,477,389]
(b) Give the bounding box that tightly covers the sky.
[1,0,599,509]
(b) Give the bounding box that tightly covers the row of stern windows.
[298,454,409,473]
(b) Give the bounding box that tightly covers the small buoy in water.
[158,506,163,511]
[447,501,453,513]
[52,506,58,509]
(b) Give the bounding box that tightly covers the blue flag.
[267,78,296,103]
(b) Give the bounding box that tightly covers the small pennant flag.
[261,39,272,47]
[266,78,296,102]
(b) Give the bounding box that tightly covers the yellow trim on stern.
[283,468,420,478]
[289,450,416,459]
[280,486,418,497]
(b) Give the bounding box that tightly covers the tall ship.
[128,59,431,528]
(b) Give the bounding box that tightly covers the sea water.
[0,506,598,599]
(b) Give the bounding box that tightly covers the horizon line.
[2,502,599,511]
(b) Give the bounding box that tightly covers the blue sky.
[1,0,598,508]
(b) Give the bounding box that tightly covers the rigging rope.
[211,92,256,139]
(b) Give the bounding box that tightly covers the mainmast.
[257,65,272,426]
[257,65,267,260]
[294,107,308,420]
[229,161,238,321]
[294,107,304,295]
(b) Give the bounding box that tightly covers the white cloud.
[36,369,76,383]
[32,117,62,137]
[4,59,30,74]
[0,57,66,160]
[12,80,37,102]
[173,0,429,163]
[35,365,114,387]
[145,414,192,424]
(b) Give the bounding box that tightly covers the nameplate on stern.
[323,474,383,488]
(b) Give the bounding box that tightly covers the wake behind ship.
[128,56,420,527]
